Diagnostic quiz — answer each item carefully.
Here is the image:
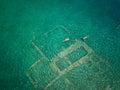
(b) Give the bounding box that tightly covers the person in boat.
[81,35,88,41]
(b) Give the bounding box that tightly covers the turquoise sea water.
[0,0,120,90]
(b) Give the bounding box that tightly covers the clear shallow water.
[0,0,120,89]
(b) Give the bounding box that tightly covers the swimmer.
[73,39,77,42]
[81,35,89,41]
[63,38,70,42]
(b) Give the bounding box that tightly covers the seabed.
[26,25,111,90]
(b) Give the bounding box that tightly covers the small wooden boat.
[63,38,70,42]
[81,36,88,41]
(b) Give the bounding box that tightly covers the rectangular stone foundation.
[26,26,110,90]
[33,25,71,60]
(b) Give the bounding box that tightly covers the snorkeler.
[73,39,77,42]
